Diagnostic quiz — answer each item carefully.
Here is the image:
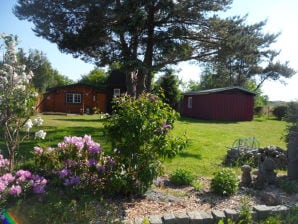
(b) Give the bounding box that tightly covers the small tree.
[272,105,288,120]
[103,93,187,194]
[0,34,40,170]
[78,68,108,90]
[154,69,182,110]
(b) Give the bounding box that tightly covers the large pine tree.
[14,0,232,96]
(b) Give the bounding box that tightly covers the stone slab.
[211,210,225,223]
[199,211,213,224]
[163,213,176,224]
[175,212,190,224]
[187,211,204,224]
[149,215,163,224]
[224,209,239,222]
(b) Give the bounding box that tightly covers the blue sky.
[1,0,297,101]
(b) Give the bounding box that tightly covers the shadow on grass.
[8,189,126,224]
[178,151,202,160]
[53,118,103,123]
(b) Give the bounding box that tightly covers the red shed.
[182,87,255,121]
[39,84,107,114]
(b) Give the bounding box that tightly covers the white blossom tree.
[0,34,43,170]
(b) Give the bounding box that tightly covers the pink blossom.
[9,185,22,195]
[34,146,43,155]
[0,154,9,168]
[16,170,32,179]
[0,182,7,192]
[83,135,92,143]
[1,173,15,184]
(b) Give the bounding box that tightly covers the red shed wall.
[183,92,254,121]
[41,85,107,114]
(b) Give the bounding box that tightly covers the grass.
[0,114,288,223]
[0,114,110,165]
[165,116,286,176]
[1,114,287,177]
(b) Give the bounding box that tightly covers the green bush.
[104,93,187,194]
[272,105,288,120]
[170,168,194,186]
[211,168,238,196]
[279,180,298,194]
[254,106,264,116]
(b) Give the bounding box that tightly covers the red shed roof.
[183,86,256,96]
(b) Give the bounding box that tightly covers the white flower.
[24,119,33,132]
[35,130,46,139]
[33,117,44,126]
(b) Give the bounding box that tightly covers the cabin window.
[113,88,120,97]
[187,97,192,109]
[65,93,81,104]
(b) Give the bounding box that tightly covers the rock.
[261,192,281,206]
[241,165,252,187]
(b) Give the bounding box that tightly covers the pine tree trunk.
[126,71,136,97]
[136,70,146,97]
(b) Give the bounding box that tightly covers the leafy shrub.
[239,196,253,224]
[272,105,287,120]
[279,180,298,194]
[104,93,187,194]
[192,179,203,191]
[170,168,194,186]
[0,154,47,208]
[33,135,117,195]
[254,106,264,116]
[211,168,238,196]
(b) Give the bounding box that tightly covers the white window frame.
[65,93,82,104]
[187,97,192,109]
[113,88,120,97]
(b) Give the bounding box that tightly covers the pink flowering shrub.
[33,135,117,194]
[0,154,47,207]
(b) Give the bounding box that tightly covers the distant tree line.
[17,48,73,93]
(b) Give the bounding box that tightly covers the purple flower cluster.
[33,135,116,192]
[156,121,172,133]
[0,168,47,197]
[63,176,81,186]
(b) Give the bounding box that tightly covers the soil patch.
[120,175,298,222]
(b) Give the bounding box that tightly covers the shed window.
[65,93,81,104]
[113,88,120,97]
[187,97,192,109]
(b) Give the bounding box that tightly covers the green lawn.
[0,114,288,223]
[3,114,286,177]
[167,116,286,176]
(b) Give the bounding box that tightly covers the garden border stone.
[132,204,292,224]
